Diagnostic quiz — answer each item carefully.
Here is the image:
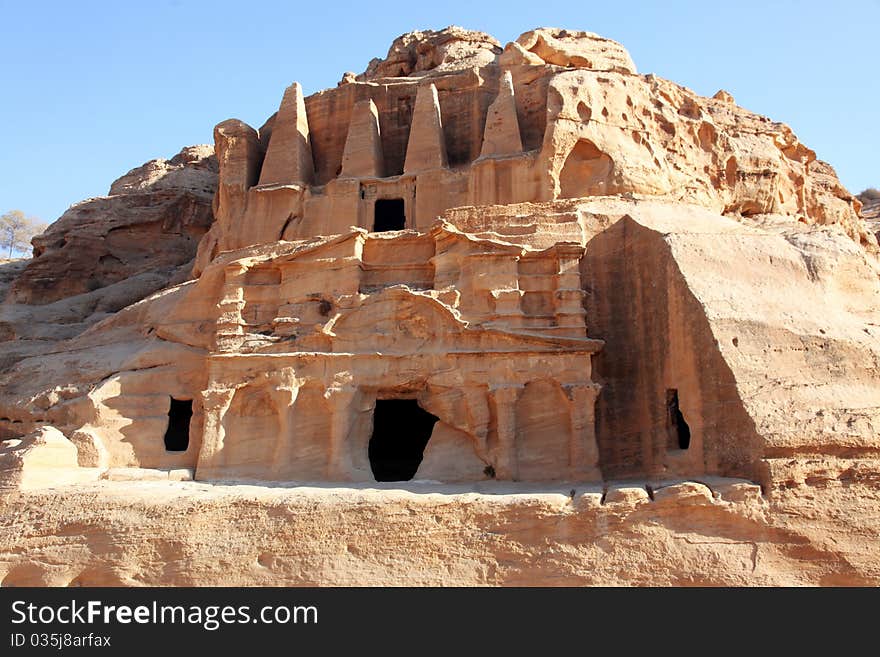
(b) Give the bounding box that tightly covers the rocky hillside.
[10,145,217,305]
[858,189,880,241]
[0,27,878,586]
[0,146,217,369]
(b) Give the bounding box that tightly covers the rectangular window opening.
[164,397,192,452]
[374,198,406,232]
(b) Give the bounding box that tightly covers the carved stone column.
[194,387,236,480]
[462,385,492,460]
[325,385,360,481]
[553,246,587,337]
[564,382,602,481]
[215,264,248,352]
[269,385,301,479]
[489,384,522,480]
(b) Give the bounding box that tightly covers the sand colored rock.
[0,26,878,586]
[190,26,874,274]
[341,99,384,178]
[479,71,523,158]
[515,27,637,73]
[0,146,217,373]
[0,426,98,491]
[108,145,217,196]
[360,26,501,80]
[8,145,217,306]
[713,89,735,104]
[579,200,880,483]
[404,83,448,173]
[257,82,314,186]
[858,193,880,241]
[2,473,877,585]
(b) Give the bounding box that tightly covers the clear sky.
[1,0,878,224]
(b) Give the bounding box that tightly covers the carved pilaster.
[564,382,602,481]
[489,384,522,480]
[553,247,588,336]
[325,385,360,480]
[194,387,236,480]
[462,386,492,459]
[269,385,301,478]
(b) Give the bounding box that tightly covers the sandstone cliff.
[858,191,880,241]
[0,26,878,587]
[0,146,217,370]
[10,145,216,306]
[190,28,875,286]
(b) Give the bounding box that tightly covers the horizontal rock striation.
[0,26,878,586]
[9,145,217,306]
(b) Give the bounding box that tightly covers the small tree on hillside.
[857,188,880,202]
[0,210,47,258]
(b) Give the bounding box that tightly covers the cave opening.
[368,399,438,481]
[164,397,192,452]
[666,389,691,450]
[373,198,406,232]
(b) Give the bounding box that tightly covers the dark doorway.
[666,389,691,450]
[374,198,406,232]
[164,397,193,452]
[368,399,438,481]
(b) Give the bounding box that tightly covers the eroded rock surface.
[859,194,880,241]
[0,26,878,586]
[1,475,877,586]
[9,145,216,306]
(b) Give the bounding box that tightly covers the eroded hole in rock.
[666,388,691,450]
[374,198,406,232]
[164,397,192,452]
[559,139,614,198]
[577,101,592,122]
[368,399,438,481]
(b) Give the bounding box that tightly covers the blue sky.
[1,0,878,223]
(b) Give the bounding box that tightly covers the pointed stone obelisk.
[258,82,314,186]
[403,83,447,173]
[341,99,384,178]
[479,71,523,158]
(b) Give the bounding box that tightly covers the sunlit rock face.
[1,26,878,587]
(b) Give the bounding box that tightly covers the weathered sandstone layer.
[2,476,876,587]
[9,145,217,306]
[859,194,880,241]
[0,146,217,370]
[0,27,878,586]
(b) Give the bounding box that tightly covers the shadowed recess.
[368,399,438,481]
[667,388,691,450]
[374,198,406,231]
[164,397,192,452]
